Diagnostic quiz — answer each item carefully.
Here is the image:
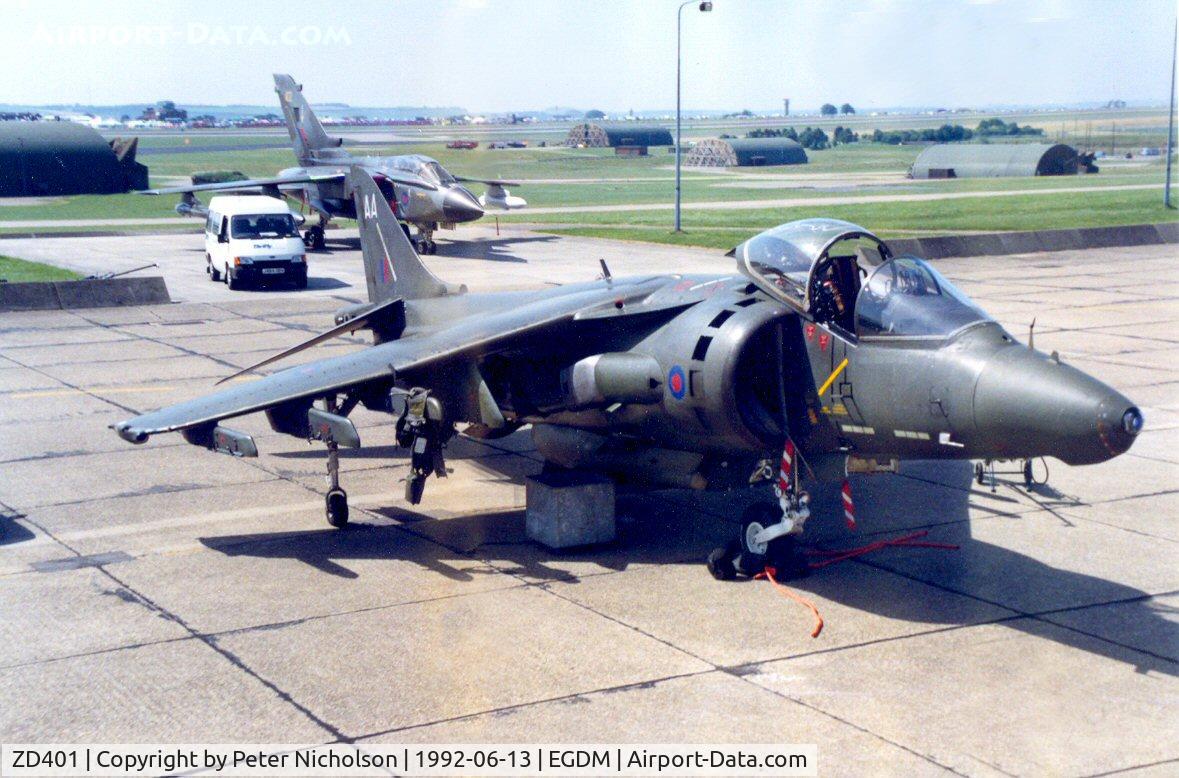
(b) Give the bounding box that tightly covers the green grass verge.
[0,132,1170,235]
[0,255,82,282]
[534,187,1179,250]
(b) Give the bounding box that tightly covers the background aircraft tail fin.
[274,73,344,164]
[349,167,452,302]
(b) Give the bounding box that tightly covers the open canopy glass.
[733,218,891,312]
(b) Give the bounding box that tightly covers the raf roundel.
[668,365,687,400]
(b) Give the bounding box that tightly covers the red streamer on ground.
[754,566,824,638]
[807,530,958,570]
[754,530,960,640]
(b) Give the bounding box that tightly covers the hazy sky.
[1,0,1174,111]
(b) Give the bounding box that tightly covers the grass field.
[0,255,82,282]
[531,187,1179,250]
[3,107,1174,244]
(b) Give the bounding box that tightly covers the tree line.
[745,125,859,150]
[736,117,1044,151]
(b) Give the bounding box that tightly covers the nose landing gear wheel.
[326,488,349,527]
[712,503,810,580]
[734,504,775,576]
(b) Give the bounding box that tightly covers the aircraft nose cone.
[1097,399,1144,458]
[443,187,484,222]
[972,346,1142,464]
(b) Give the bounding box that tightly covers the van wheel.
[209,257,221,282]
[226,265,242,290]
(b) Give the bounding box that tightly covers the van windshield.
[231,214,298,239]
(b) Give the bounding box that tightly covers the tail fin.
[349,167,452,302]
[273,73,344,164]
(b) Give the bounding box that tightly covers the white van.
[204,196,307,289]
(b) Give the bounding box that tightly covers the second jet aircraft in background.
[147,73,526,254]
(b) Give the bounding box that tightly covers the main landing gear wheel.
[304,226,326,251]
[325,488,349,527]
[974,462,986,486]
[414,238,437,255]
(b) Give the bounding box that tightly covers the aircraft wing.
[141,172,347,196]
[112,280,671,444]
[142,169,436,196]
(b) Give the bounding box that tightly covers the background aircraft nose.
[443,186,484,222]
[972,346,1142,464]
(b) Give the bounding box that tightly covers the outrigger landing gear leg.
[323,396,348,527]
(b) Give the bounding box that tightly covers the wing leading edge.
[113,166,680,447]
[112,279,668,444]
[143,170,436,197]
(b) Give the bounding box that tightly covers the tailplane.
[273,73,346,164]
[349,167,454,302]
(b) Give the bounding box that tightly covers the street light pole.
[675,1,712,232]
[1165,18,1176,208]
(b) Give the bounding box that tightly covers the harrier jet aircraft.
[114,168,1143,579]
[146,74,525,254]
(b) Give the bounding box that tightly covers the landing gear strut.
[708,441,811,581]
[395,388,448,504]
[413,233,437,255]
[323,396,348,527]
[975,458,1045,492]
[411,223,438,255]
[303,221,327,251]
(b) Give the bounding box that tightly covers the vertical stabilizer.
[273,73,345,164]
[348,167,452,302]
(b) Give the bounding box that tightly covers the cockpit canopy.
[732,218,890,309]
[387,155,456,186]
[733,218,992,340]
[855,257,991,338]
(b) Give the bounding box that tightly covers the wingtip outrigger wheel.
[314,395,360,528]
[326,488,349,527]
